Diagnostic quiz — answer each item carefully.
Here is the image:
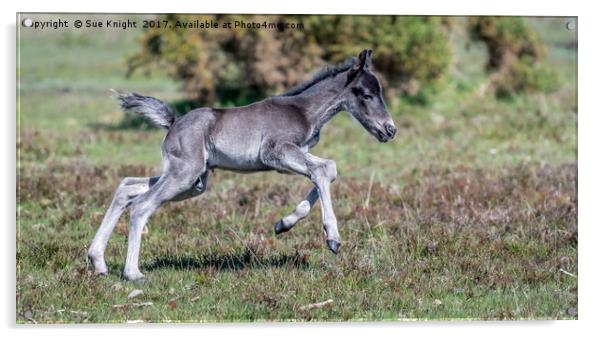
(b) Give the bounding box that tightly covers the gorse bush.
[127,15,558,106]
[127,15,452,106]
[493,55,560,98]
[469,17,559,98]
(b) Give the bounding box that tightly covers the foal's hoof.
[86,253,108,275]
[122,272,147,282]
[274,220,291,235]
[327,240,341,254]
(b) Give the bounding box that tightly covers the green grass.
[17,15,577,323]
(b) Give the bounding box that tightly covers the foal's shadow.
[140,249,310,272]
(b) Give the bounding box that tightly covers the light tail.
[111,89,175,129]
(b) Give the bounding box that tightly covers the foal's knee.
[325,160,337,182]
[311,160,337,183]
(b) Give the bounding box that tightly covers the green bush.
[493,55,560,98]
[469,17,559,98]
[127,15,451,106]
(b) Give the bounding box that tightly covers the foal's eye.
[362,94,373,100]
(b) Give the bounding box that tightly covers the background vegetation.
[469,17,560,98]
[17,14,577,322]
[127,15,452,105]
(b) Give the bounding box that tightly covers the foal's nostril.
[385,122,397,138]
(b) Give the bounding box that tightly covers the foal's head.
[342,49,396,143]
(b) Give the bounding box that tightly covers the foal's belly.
[207,132,268,171]
[209,150,268,171]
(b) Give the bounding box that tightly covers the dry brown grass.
[17,160,577,322]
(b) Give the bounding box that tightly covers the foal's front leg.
[305,154,340,253]
[274,187,319,234]
[275,151,340,234]
[261,142,341,253]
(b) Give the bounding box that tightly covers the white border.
[3,1,597,336]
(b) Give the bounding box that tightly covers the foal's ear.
[357,49,372,68]
[347,49,372,85]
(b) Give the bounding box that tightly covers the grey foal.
[87,49,396,281]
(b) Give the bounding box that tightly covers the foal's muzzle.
[384,122,397,139]
[376,121,397,142]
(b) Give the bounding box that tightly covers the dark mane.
[279,57,356,97]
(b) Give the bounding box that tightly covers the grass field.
[16,15,577,322]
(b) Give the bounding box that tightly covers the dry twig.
[299,299,334,311]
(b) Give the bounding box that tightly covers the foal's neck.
[295,73,348,131]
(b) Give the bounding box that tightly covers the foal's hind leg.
[123,169,203,281]
[88,176,159,275]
